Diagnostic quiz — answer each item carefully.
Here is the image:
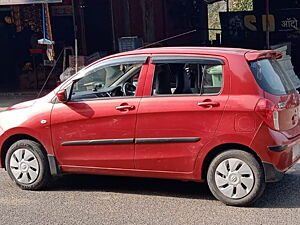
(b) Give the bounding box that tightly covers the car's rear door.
[134,55,229,172]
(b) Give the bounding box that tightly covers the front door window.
[71,63,143,101]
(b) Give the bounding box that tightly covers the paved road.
[0,163,300,225]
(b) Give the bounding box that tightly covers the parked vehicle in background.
[1,47,300,206]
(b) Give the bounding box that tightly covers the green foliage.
[230,0,253,11]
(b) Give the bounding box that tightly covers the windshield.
[249,59,296,96]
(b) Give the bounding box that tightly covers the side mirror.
[56,89,68,103]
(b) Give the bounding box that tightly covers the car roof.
[107,47,252,58]
[87,47,281,68]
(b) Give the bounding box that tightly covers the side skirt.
[59,165,201,182]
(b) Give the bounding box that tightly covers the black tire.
[5,139,51,190]
[207,150,265,206]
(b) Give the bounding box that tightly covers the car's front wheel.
[5,139,51,190]
[207,150,265,206]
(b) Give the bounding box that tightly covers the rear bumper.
[251,124,300,175]
[266,136,300,172]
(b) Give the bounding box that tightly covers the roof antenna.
[137,29,197,50]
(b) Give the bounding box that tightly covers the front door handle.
[116,105,135,111]
[197,101,220,108]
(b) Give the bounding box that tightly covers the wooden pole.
[45,3,53,41]
[45,3,55,60]
[110,0,117,52]
[72,0,78,72]
[226,0,229,12]
[265,0,270,49]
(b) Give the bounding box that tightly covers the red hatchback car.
[1,47,300,206]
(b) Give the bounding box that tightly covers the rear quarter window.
[249,59,296,96]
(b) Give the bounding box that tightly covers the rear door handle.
[116,105,135,111]
[197,101,220,108]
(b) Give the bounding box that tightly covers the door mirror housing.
[56,89,68,103]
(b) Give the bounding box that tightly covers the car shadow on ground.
[49,172,300,208]
[50,174,214,201]
[253,173,300,208]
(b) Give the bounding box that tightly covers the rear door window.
[249,59,296,95]
[151,56,224,96]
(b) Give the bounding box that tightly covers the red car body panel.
[1,47,300,183]
[0,98,54,155]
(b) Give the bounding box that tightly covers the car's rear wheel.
[5,139,51,190]
[207,150,265,206]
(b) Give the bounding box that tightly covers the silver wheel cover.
[9,149,39,184]
[215,158,254,199]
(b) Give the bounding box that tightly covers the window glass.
[152,62,223,96]
[71,63,142,101]
[249,59,295,95]
[202,65,223,94]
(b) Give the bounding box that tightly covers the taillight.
[255,98,280,130]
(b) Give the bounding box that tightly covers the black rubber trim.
[135,137,201,144]
[62,139,134,146]
[152,56,224,65]
[99,56,148,68]
[262,162,284,182]
[268,144,288,152]
[47,155,60,176]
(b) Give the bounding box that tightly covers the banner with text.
[220,9,300,39]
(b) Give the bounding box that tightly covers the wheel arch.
[1,134,46,169]
[200,143,263,181]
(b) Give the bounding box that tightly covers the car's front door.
[51,56,148,170]
[134,55,229,172]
